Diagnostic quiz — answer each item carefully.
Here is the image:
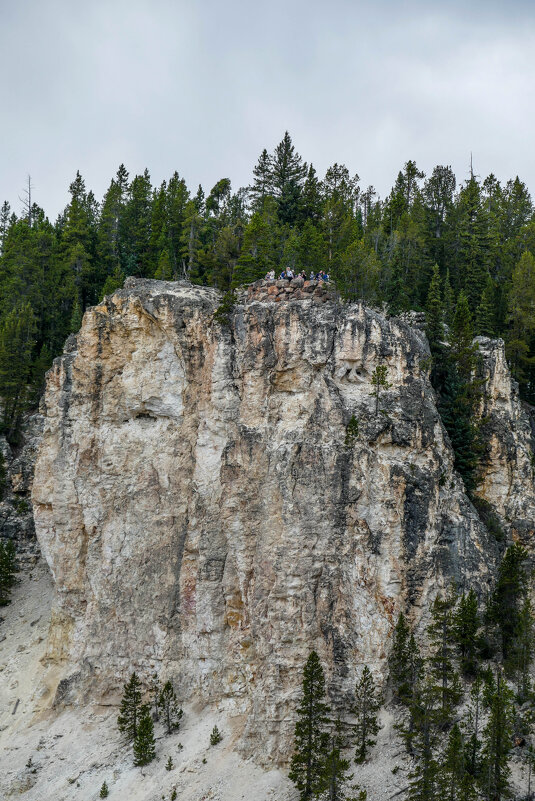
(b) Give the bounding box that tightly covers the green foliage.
[350,666,381,763]
[344,415,359,447]
[510,595,534,701]
[289,650,331,800]
[427,589,463,722]
[0,539,18,605]
[425,264,444,355]
[2,141,535,492]
[318,720,366,801]
[0,450,7,499]
[462,675,484,781]
[99,780,109,798]
[117,672,143,741]
[480,669,514,800]
[438,723,476,801]
[370,363,391,415]
[133,704,156,766]
[170,790,177,801]
[158,680,183,735]
[212,291,235,327]
[0,302,36,442]
[486,543,530,661]
[165,755,174,771]
[406,679,441,801]
[210,725,222,746]
[389,612,422,707]
[452,588,480,677]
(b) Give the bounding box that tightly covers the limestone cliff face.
[33,280,500,763]
[475,337,535,545]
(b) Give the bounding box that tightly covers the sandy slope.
[0,562,294,800]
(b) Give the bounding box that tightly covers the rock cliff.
[32,279,531,764]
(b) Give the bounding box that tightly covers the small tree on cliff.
[370,363,391,415]
[350,666,381,763]
[289,650,331,800]
[117,671,143,741]
[133,704,156,766]
[158,680,183,735]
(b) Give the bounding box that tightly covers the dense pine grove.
[290,545,535,800]
[1,132,535,447]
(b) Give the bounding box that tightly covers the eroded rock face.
[33,280,498,763]
[475,337,535,546]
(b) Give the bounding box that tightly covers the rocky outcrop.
[0,413,43,568]
[32,280,503,763]
[246,277,336,303]
[475,337,535,546]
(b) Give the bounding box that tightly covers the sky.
[1,0,534,218]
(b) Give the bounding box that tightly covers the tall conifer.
[289,651,330,800]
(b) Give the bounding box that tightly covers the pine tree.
[100,264,125,299]
[232,201,278,287]
[289,651,331,800]
[0,302,36,442]
[476,275,497,337]
[271,132,307,225]
[370,364,391,415]
[443,269,455,329]
[154,250,173,280]
[318,720,366,801]
[463,674,483,781]
[210,725,223,745]
[511,595,534,701]
[158,680,183,735]
[453,589,480,677]
[426,264,444,355]
[133,704,156,767]
[0,539,17,605]
[406,679,441,801]
[117,672,143,741]
[99,780,109,798]
[166,755,174,771]
[438,723,475,801]
[427,590,463,722]
[506,251,535,392]
[480,669,513,801]
[350,666,381,763]
[438,291,482,492]
[69,293,82,333]
[486,543,529,661]
[249,148,274,212]
[389,613,422,706]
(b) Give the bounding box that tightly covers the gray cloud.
[1,0,534,217]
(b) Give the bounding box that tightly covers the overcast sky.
[1,0,534,218]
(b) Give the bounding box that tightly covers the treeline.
[291,543,535,801]
[2,132,535,443]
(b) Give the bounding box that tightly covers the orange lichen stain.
[225,591,244,628]
[181,575,196,616]
[377,593,396,620]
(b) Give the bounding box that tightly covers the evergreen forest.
[1,131,534,451]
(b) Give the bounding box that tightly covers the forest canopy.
[1,131,535,442]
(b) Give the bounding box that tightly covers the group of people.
[264,268,330,282]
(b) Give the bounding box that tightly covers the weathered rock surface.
[1,412,44,568]
[32,280,506,763]
[475,336,535,546]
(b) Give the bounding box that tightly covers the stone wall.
[246,277,336,303]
